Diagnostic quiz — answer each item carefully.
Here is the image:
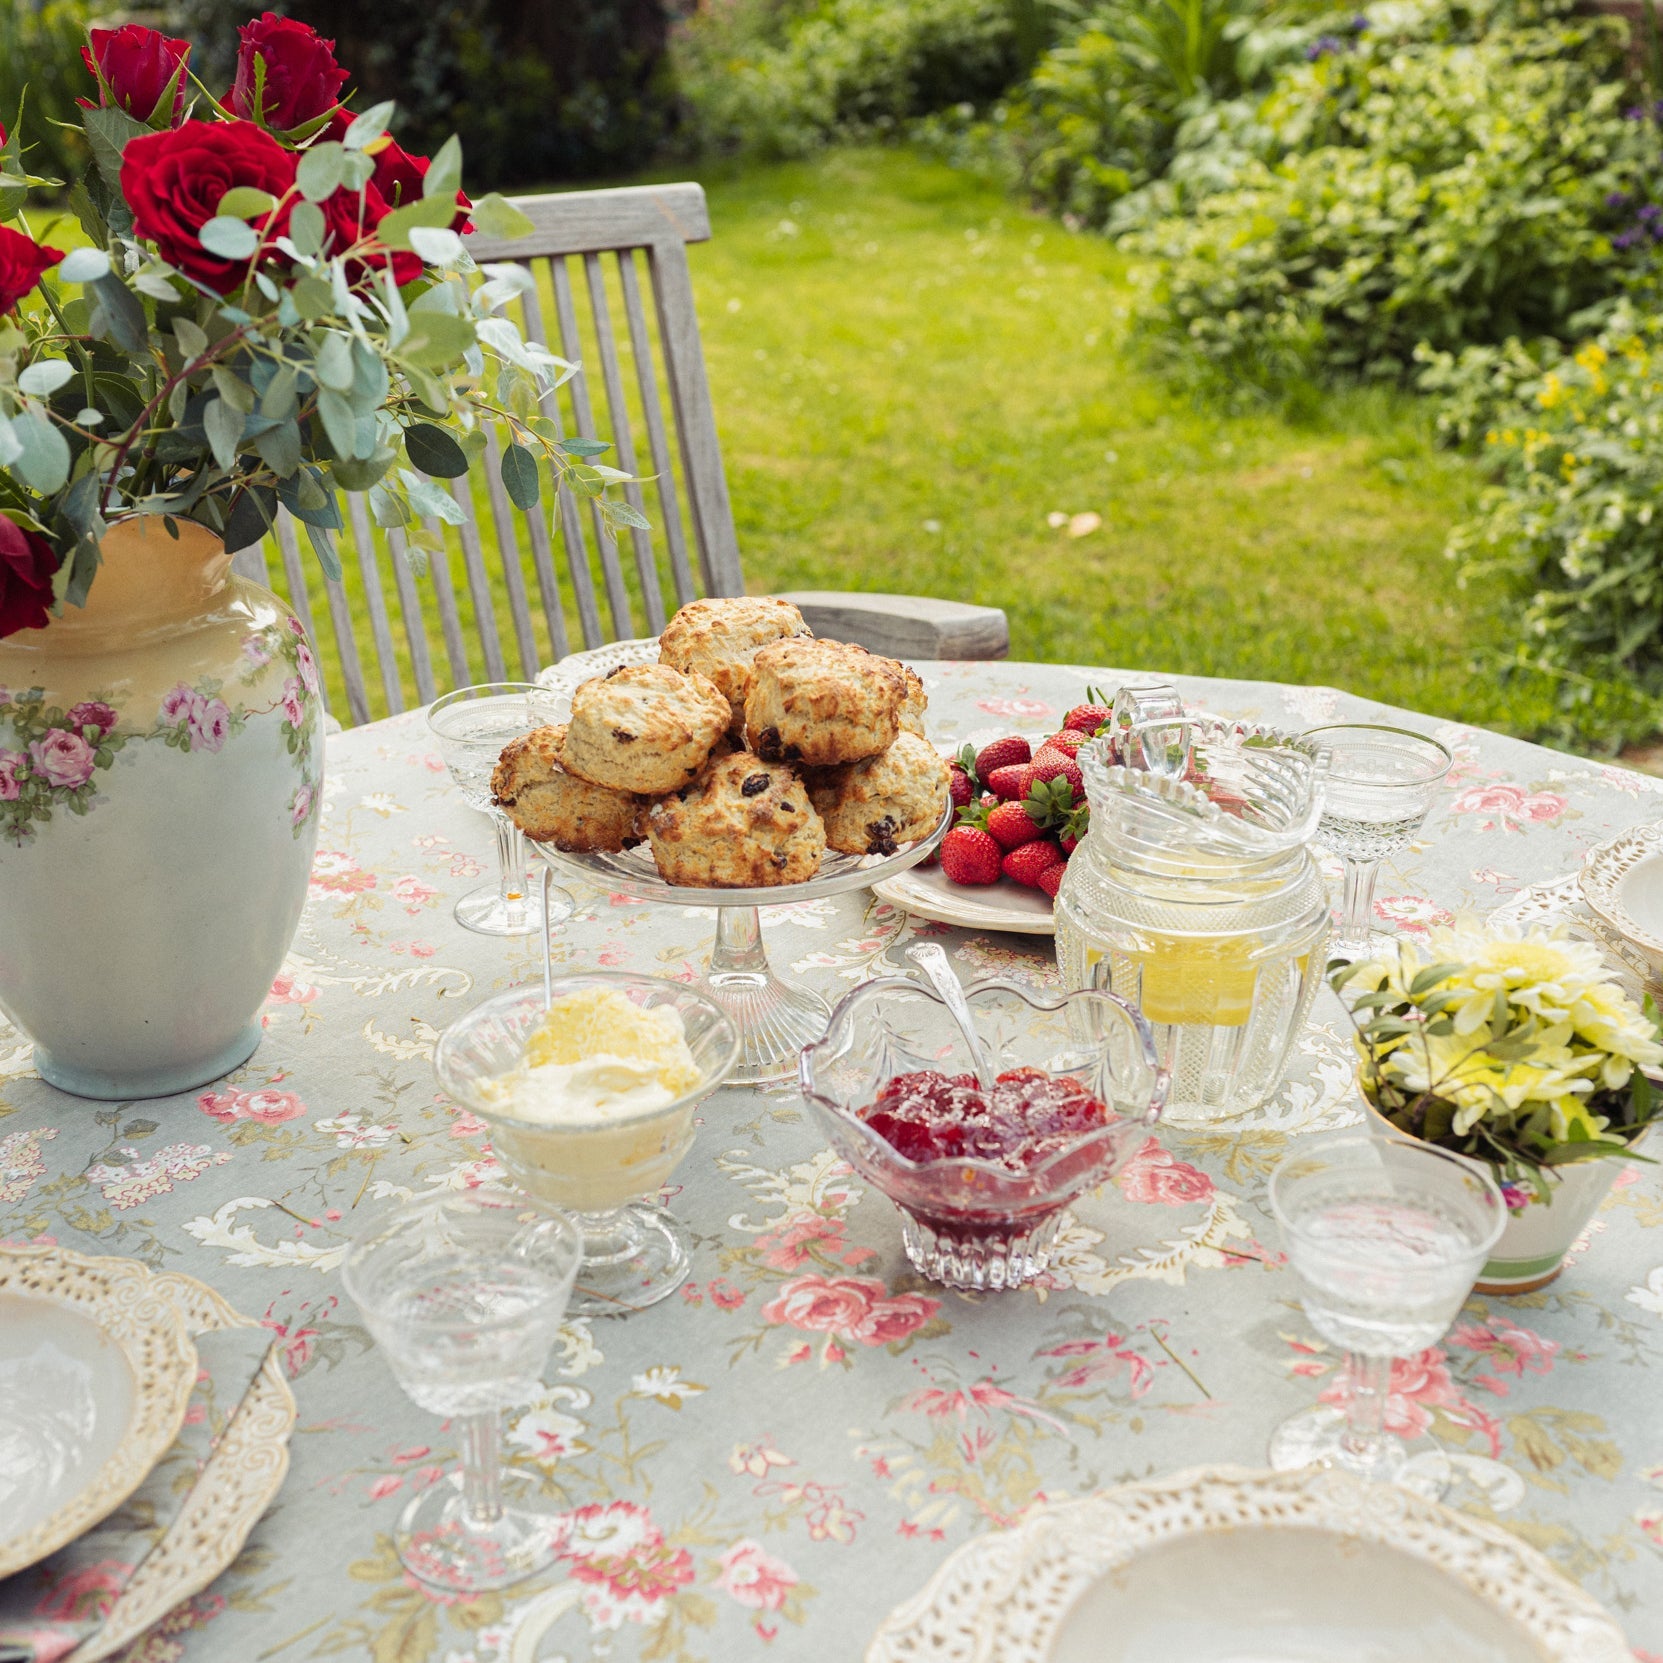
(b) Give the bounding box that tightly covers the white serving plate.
[871,860,1056,936]
[866,1465,1629,1663]
[0,1249,197,1579]
[1580,820,1663,969]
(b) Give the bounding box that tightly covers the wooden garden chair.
[232,182,1009,727]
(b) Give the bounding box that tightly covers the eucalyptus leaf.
[315,331,355,392]
[558,437,612,457]
[499,443,540,510]
[330,446,396,492]
[291,274,333,319]
[290,202,327,260]
[9,411,70,494]
[403,422,469,478]
[607,500,652,530]
[424,135,463,202]
[217,185,277,219]
[469,193,534,240]
[203,397,245,472]
[254,418,303,478]
[343,101,396,150]
[174,317,210,361]
[306,519,342,582]
[224,485,277,552]
[339,151,375,191]
[90,273,147,354]
[211,365,255,414]
[57,248,111,284]
[407,227,463,267]
[262,364,300,422]
[0,423,22,469]
[397,467,466,525]
[296,143,346,203]
[17,360,74,397]
[377,195,458,251]
[199,216,260,259]
[398,310,475,369]
[315,388,358,461]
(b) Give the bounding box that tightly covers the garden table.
[5,659,1663,1663]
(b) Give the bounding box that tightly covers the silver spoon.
[906,941,995,1092]
[540,864,555,1007]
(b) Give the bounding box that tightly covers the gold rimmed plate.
[0,1247,197,1579]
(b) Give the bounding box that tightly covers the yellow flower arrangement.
[1336,921,1663,1195]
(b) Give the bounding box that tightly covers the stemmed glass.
[341,1190,582,1592]
[1304,724,1451,957]
[428,683,573,937]
[1267,1131,1504,1501]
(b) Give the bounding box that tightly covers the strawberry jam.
[860,1067,1112,1173]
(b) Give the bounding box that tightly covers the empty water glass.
[342,1190,583,1592]
[1267,1132,1504,1500]
[1305,724,1451,956]
[429,682,573,937]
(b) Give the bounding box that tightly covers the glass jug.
[1054,690,1330,1124]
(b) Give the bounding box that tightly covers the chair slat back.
[230,182,746,725]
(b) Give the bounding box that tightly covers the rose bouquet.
[1334,920,1663,1199]
[0,13,643,639]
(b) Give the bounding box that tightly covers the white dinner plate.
[1580,819,1663,969]
[871,860,1057,935]
[0,1249,197,1578]
[867,1465,1629,1663]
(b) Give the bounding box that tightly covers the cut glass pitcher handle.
[1113,683,1192,780]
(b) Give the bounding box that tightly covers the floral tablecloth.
[6,660,1663,1663]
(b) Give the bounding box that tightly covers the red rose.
[80,25,190,126]
[369,139,472,232]
[320,184,422,288]
[121,119,295,294]
[229,12,348,134]
[0,226,63,314]
[0,515,59,640]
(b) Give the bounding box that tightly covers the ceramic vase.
[1361,1089,1633,1294]
[0,517,323,1099]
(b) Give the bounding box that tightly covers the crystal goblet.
[1304,724,1452,957]
[428,683,573,937]
[1267,1131,1504,1500]
[434,975,739,1317]
[341,1190,582,1592]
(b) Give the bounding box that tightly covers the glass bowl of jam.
[798,977,1169,1289]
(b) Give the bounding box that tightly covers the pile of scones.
[490,596,951,887]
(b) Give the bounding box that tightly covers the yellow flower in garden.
[1539,375,1565,409]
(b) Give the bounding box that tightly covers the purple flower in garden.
[28,728,96,789]
[187,695,232,753]
[1609,191,1631,209]
[0,748,27,800]
[1616,231,1639,250]
[65,700,117,737]
[1351,13,1369,28]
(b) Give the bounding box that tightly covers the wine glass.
[1304,724,1451,957]
[1267,1132,1504,1501]
[434,976,740,1317]
[428,683,573,937]
[341,1190,582,1592]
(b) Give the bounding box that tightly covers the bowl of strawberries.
[871,700,1111,934]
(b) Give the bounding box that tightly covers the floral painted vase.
[1361,1089,1636,1294]
[0,516,322,1099]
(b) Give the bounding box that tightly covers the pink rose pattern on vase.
[0,617,320,844]
[0,659,1660,1659]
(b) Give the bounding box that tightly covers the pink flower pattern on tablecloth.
[760,1274,939,1349]
[1448,781,1568,833]
[1116,1140,1213,1206]
[557,1501,696,1630]
[1447,1318,1560,1395]
[197,1086,307,1125]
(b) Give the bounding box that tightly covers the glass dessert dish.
[798,977,1168,1289]
[434,973,739,1317]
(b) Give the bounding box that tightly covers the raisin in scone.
[562,664,729,794]
[659,596,810,731]
[648,754,826,886]
[743,638,907,767]
[898,665,928,738]
[809,732,950,855]
[491,724,646,853]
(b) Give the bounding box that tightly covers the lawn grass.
[685,148,1587,737]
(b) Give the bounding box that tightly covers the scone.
[744,638,907,767]
[809,732,950,855]
[659,596,810,730]
[562,664,729,794]
[491,724,646,853]
[648,754,826,886]
[898,666,928,738]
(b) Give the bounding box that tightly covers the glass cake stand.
[532,805,951,1086]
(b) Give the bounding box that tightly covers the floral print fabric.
[4,661,1663,1661]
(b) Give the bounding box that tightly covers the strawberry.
[940,826,1003,886]
[1022,776,1077,830]
[1043,728,1091,759]
[985,762,1029,801]
[953,792,992,832]
[1002,839,1065,889]
[1037,861,1066,899]
[948,765,975,808]
[974,736,1031,778]
[986,800,1045,850]
[1029,751,1084,797]
[1064,702,1113,734]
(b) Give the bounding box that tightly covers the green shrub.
[675,0,1042,159]
[0,0,104,196]
[174,0,678,188]
[1127,3,1661,390]
[1443,311,1663,736]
